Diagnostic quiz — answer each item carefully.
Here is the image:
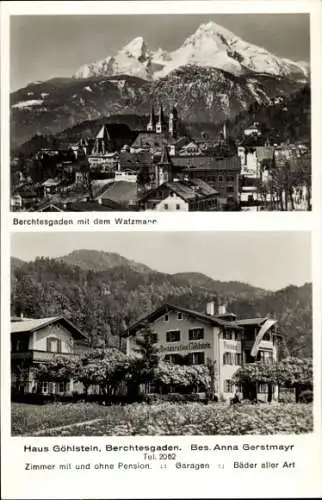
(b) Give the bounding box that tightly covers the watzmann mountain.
[73,22,308,81]
[11,21,309,148]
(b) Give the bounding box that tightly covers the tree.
[154,362,210,394]
[33,356,78,392]
[276,357,312,401]
[234,357,313,402]
[76,348,130,397]
[127,324,160,399]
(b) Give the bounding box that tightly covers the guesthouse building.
[123,302,281,402]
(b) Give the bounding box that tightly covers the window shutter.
[57,339,62,353]
[46,338,51,352]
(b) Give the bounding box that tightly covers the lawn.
[11,402,115,436]
[12,402,313,436]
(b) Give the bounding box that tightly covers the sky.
[10,14,310,91]
[11,231,311,291]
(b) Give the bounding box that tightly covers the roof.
[236,318,268,327]
[140,179,218,203]
[131,132,167,150]
[42,178,62,187]
[172,155,241,172]
[119,151,153,170]
[122,303,243,337]
[96,125,111,141]
[11,316,87,340]
[98,181,138,204]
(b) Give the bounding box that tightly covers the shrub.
[298,390,313,403]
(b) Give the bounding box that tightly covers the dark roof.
[122,303,243,337]
[172,155,241,172]
[119,151,153,170]
[11,315,87,340]
[131,132,167,149]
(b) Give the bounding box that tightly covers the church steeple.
[92,125,111,155]
[155,142,173,186]
[147,102,156,132]
[156,103,166,134]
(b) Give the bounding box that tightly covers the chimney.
[218,304,227,315]
[206,301,215,316]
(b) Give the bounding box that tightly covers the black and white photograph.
[10,13,311,212]
[11,231,313,437]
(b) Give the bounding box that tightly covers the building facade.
[124,302,281,402]
[11,316,89,395]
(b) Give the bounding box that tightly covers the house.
[139,179,220,212]
[11,187,38,210]
[123,301,281,402]
[11,315,89,395]
[171,155,241,208]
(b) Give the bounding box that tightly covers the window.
[263,332,271,341]
[226,186,234,193]
[164,314,169,322]
[41,382,48,394]
[258,350,273,364]
[58,382,70,394]
[223,352,233,365]
[226,175,234,183]
[164,203,169,210]
[191,352,205,365]
[258,383,268,393]
[224,380,234,393]
[218,175,223,184]
[164,354,182,364]
[177,312,183,320]
[188,328,204,341]
[46,337,61,353]
[235,353,242,365]
[223,330,232,340]
[176,204,180,210]
[166,330,180,343]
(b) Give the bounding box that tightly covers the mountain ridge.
[73,21,308,81]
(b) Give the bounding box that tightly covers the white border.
[1,1,322,499]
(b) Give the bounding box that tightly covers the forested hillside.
[10,253,312,356]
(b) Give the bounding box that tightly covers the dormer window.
[164,314,169,322]
[177,312,183,320]
[263,332,271,341]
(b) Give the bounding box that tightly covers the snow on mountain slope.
[73,21,308,81]
[74,37,154,80]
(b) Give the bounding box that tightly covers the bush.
[141,393,207,404]
[298,390,313,403]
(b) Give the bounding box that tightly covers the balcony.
[11,350,80,362]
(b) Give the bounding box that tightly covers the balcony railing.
[11,350,80,362]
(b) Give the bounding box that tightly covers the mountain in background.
[15,84,310,158]
[73,22,308,81]
[11,251,312,357]
[58,249,153,274]
[11,21,309,149]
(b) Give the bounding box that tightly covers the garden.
[12,401,313,436]
[11,328,313,436]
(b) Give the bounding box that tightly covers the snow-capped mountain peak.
[73,21,309,81]
[119,36,150,60]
